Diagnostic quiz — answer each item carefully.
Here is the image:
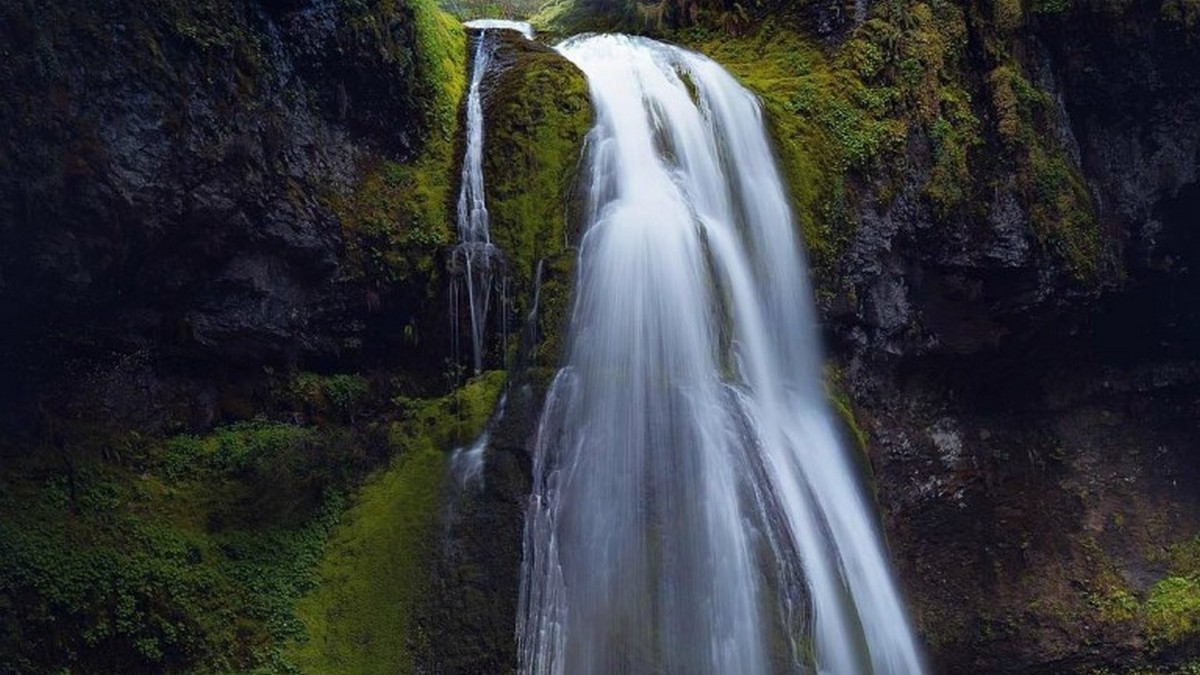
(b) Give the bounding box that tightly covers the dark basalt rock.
[821,5,1200,671]
[0,0,452,430]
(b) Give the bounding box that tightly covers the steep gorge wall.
[0,3,590,673]
[0,0,466,431]
[824,5,1200,672]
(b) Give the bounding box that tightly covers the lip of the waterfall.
[463,19,536,40]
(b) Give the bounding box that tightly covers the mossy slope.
[287,371,505,674]
[0,368,505,674]
[0,419,348,673]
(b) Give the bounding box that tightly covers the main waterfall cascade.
[517,35,926,675]
[451,20,534,375]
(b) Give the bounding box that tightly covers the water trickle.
[450,20,533,374]
[526,258,545,348]
[518,35,925,675]
[450,392,509,488]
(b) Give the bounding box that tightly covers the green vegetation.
[1145,576,1200,645]
[438,0,545,20]
[530,0,642,36]
[287,371,505,674]
[988,64,1100,277]
[0,370,506,674]
[1086,570,1141,625]
[483,36,593,363]
[1070,533,1200,650]
[1139,535,1200,646]
[823,366,875,501]
[332,0,467,283]
[284,372,372,423]
[0,421,347,673]
[824,369,869,456]
[1032,0,1073,14]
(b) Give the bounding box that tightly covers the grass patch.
[1144,576,1200,646]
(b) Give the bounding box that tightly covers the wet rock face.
[828,5,1200,363]
[825,7,1200,672]
[0,0,444,423]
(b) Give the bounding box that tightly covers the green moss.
[683,2,983,278]
[823,366,875,499]
[530,0,640,36]
[1144,576,1200,645]
[483,37,592,364]
[1091,587,1140,624]
[927,93,982,216]
[985,64,1102,277]
[332,156,454,282]
[286,371,504,674]
[438,0,545,20]
[687,26,892,276]
[286,438,445,674]
[332,0,466,283]
[995,0,1025,31]
[827,385,869,456]
[668,0,1114,285]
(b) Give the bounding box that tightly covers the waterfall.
[447,20,532,485]
[518,35,925,675]
[451,20,533,374]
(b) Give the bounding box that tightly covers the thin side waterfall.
[518,35,925,675]
[447,19,531,484]
[450,20,532,374]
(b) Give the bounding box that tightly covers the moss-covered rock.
[330,0,467,284]
[0,0,473,427]
[481,33,592,365]
[286,371,505,674]
[679,1,1106,287]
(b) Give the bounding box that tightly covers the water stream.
[517,34,925,675]
[450,20,533,374]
